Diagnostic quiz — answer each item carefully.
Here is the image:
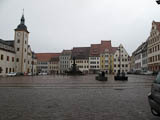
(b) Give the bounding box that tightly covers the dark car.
[148,72,160,116]
[16,72,24,76]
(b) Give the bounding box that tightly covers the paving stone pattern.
[0,75,159,120]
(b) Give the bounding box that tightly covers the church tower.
[14,13,29,73]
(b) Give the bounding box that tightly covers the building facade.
[49,56,60,74]
[132,41,148,72]
[35,41,130,75]
[148,21,160,72]
[59,50,72,74]
[36,53,60,74]
[100,49,115,74]
[113,44,130,74]
[70,47,90,73]
[0,14,37,76]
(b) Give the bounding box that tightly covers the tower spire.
[15,10,29,33]
[21,9,25,24]
[22,8,24,16]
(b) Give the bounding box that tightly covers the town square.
[0,0,160,119]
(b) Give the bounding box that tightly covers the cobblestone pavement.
[0,75,159,120]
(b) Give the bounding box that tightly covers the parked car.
[16,72,24,76]
[148,72,160,116]
[38,72,47,75]
[133,70,142,75]
[27,73,32,76]
[143,71,153,75]
[7,72,17,77]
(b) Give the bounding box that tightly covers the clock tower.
[14,14,29,73]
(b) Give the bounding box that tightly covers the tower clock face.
[17,32,21,37]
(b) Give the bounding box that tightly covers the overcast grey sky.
[0,0,159,55]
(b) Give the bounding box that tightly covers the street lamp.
[32,52,34,76]
[156,0,160,4]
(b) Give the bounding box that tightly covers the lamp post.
[32,52,34,76]
[156,0,160,4]
[118,46,121,74]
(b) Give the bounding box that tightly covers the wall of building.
[49,61,59,74]
[89,57,100,73]
[70,59,89,73]
[59,55,71,73]
[148,22,160,71]
[0,50,16,76]
[113,45,130,74]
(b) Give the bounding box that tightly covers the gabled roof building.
[147,21,160,72]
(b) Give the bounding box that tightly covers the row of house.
[36,41,130,74]
[0,14,131,76]
[131,21,160,73]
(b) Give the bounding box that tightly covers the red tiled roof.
[90,44,101,57]
[111,47,118,54]
[35,53,60,62]
[100,40,112,53]
[89,40,112,56]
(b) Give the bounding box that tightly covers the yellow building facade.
[100,51,114,74]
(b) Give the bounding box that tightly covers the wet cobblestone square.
[0,75,159,120]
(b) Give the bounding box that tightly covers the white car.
[143,71,153,75]
[7,72,17,77]
[38,72,47,75]
[27,73,32,76]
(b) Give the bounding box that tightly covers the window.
[24,59,26,63]
[16,58,19,62]
[158,55,160,61]
[105,65,108,68]
[9,68,11,73]
[17,39,20,43]
[25,41,27,44]
[12,57,14,62]
[7,56,9,61]
[155,56,158,61]
[6,68,8,73]
[1,55,3,60]
[17,48,19,51]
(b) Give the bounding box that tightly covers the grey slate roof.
[15,15,29,33]
[0,39,14,47]
[71,47,90,59]
[0,39,15,53]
